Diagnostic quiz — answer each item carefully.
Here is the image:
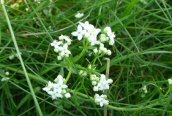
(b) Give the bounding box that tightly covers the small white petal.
[57,56,62,60]
[168,79,172,85]
[1,77,10,82]
[93,86,98,91]
[75,12,84,18]
[78,34,83,40]
[107,50,112,56]
[65,93,71,98]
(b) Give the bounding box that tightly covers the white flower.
[51,40,62,50]
[90,74,113,91]
[79,21,90,29]
[99,45,110,55]
[104,27,115,45]
[99,43,104,47]
[79,70,87,77]
[54,75,64,83]
[1,77,10,82]
[83,24,101,45]
[92,81,97,86]
[34,0,41,3]
[90,74,99,81]
[107,50,112,56]
[99,46,107,53]
[59,35,72,45]
[42,81,54,92]
[104,27,111,34]
[25,7,29,12]
[93,48,98,54]
[51,37,71,60]
[94,94,109,107]
[9,54,15,60]
[75,12,84,18]
[65,93,71,98]
[100,34,109,42]
[88,64,92,69]
[93,86,98,91]
[71,25,85,40]
[168,79,172,85]
[109,39,115,46]
[142,85,147,94]
[5,71,10,76]
[57,56,62,60]
[74,21,101,45]
[97,74,113,91]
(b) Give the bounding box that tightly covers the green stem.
[1,1,43,115]
[74,38,89,63]
[65,58,73,84]
[74,49,86,63]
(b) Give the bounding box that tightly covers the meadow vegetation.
[0,0,172,115]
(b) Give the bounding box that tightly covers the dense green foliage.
[0,0,172,115]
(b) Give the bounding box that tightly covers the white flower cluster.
[72,21,115,56]
[142,85,148,94]
[43,75,71,100]
[94,94,109,107]
[90,74,113,107]
[101,27,115,45]
[72,21,101,45]
[91,74,113,92]
[93,43,112,56]
[51,35,72,60]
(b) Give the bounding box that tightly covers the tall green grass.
[0,0,172,115]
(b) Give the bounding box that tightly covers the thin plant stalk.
[1,1,43,115]
[104,58,110,116]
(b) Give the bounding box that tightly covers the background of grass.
[1,0,172,115]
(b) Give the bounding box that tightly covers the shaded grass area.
[0,0,172,115]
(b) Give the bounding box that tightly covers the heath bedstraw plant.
[43,21,115,107]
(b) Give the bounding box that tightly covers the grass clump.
[0,0,172,115]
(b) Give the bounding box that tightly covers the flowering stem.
[74,38,89,63]
[104,58,110,79]
[165,85,172,96]
[74,49,86,62]
[44,44,50,63]
[92,54,103,66]
[65,58,73,84]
